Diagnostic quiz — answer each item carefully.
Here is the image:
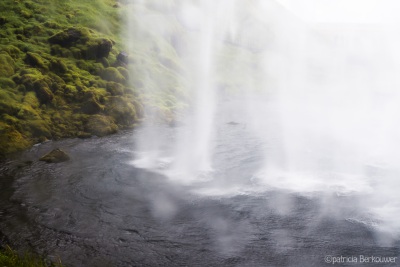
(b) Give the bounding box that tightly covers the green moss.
[82,38,113,59]
[106,82,124,96]
[104,96,137,124]
[23,91,40,108]
[100,67,125,83]
[0,77,16,89]
[0,53,15,76]
[117,66,129,80]
[31,79,53,104]
[85,114,118,136]
[25,52,48,70]
[81,90,104,114]
[0,45,22,59]
[50,58,68,74]
[0,123,31,156]
[63,84,78,100]
[0,245,63,267]
[0,90,21,116]
[25,119,52,138]
[20,10,33,19]
[0,0,151,157]
[2,114,20,125]
[48,27,90,47]
[76,60,104,74]
[43,21,62,30]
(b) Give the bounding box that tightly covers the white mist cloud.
[277,0,400,23]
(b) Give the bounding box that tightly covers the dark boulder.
[39,148,70,163]
[81,97,104,114]
[117,51,129,64]
[85,115,118,137]
[48,27,89,47]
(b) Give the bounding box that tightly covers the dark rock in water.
[39,148,70,163]
[227,121,239,125]
[117,51,129,64]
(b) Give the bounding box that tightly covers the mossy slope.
[0,0,142,158]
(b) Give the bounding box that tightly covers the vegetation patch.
[0,245,63,267]
[0,0,143,158]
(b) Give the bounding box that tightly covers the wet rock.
[117,51,129,64]
[39,148,70,163]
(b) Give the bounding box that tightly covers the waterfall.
[126,0,400,242]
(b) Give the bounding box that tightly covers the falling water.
[127,0,400,244]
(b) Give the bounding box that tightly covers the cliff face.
[0,0,142,158]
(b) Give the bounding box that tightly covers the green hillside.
[0,0,143,158]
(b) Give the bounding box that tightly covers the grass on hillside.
[0,245,63,267]
[0,0,143,158]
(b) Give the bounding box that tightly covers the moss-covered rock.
[104,96,137,125]
[49,27,113,61]
[39,148,70,163]
[81,96,104,114]
[25,52,48,70]
[33,79,54,104]
[100,67,125,83]
[106,81,124,96]
[85,114,118,136]
[0,45,21,59]
[0,77,16,89]
[50,58,68,73]
[0,123,31,157]
[48,27,90,47]
[82,38,113,59]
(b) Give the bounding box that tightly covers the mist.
[127,0,400,251]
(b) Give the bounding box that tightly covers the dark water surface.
[0,128,399,267]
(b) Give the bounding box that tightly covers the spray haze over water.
[128,0,400,246]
